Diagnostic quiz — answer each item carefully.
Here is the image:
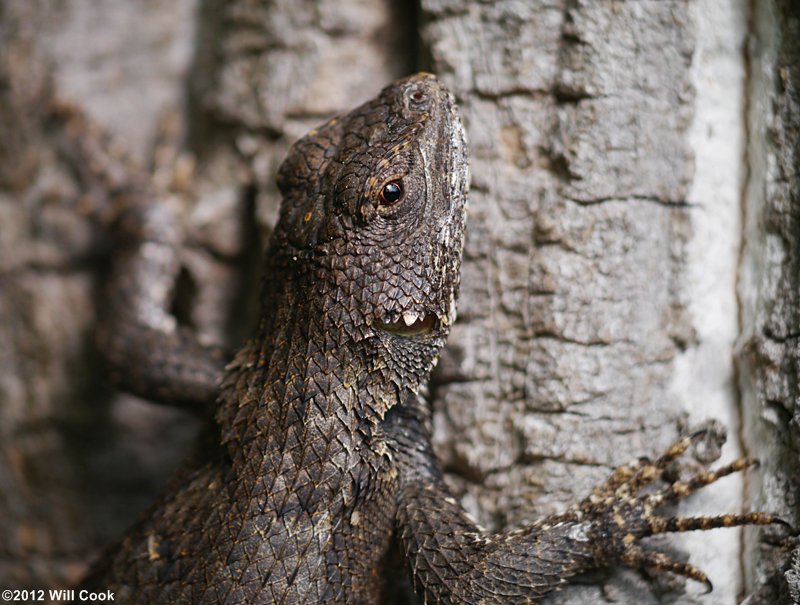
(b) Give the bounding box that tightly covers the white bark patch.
[672,1,748,602]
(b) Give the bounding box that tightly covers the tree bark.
[0,0,796,603]
[738,0,800,603]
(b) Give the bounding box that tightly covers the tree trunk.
[0,1,796,603]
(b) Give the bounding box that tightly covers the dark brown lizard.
[71,73,782,603]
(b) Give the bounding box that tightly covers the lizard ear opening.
[275,116,344,249]
[276,116,342,198]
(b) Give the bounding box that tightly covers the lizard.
[68,72,783,604]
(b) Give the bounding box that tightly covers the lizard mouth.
[374,311,438,337]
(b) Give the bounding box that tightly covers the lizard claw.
[576,434,786,591]
[619,544,713,592]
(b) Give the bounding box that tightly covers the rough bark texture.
[0,0,796,603]
[0,0,203,589]
[422,2,735,603]
[738,0,800,603]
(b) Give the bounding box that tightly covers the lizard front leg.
[52,104,227,411]
[388,401,783,603]
[96,200,227,410]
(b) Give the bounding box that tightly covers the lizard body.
[78,73,781,604]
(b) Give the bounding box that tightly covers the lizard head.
[271,73,468,394]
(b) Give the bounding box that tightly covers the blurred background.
[0,1,797,603]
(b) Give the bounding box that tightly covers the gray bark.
[738,0,800,603]
[0,0,796,603]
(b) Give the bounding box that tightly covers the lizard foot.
[575,432,785,589]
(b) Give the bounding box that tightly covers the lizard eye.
[378,180,404,207]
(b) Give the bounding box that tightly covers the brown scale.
[51,73,787,604]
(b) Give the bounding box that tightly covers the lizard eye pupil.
[379,181,404,206]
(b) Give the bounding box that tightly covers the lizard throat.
[374,313,438,337]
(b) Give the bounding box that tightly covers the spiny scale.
[60,73,785,604]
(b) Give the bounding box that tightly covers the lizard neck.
[217,268,401,475]
[211,278,398,597]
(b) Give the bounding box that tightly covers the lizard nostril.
[407,88,430,109]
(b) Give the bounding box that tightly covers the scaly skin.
[73,73,781,603]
